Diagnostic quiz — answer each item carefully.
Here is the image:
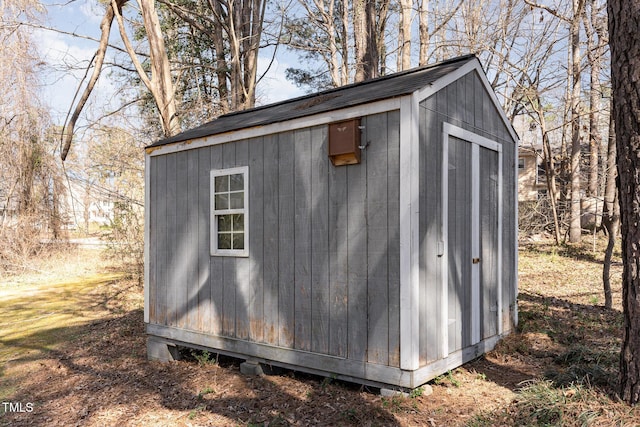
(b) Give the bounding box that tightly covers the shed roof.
[150,54,477,148]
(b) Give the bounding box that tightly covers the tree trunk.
[541,120,562,245]
[602,99,618,310]
[399,0,412,70]
[418,0,429,66]
[583,0,605,229]
[353,0,377,82]
[377,0,390,76]
[602,193,617,309]
[62,0,181,161]
[323,0,342,86]
[569,0,585,243]
[608,0,640,405]
[138,0,180,136]
[340,0,350,85]
[61,1,119,161]
[211,0,230,114]
[242,0,264,109]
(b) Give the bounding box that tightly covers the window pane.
[218,232,232,249]
[215,175,228,193]
[232,232,244,250]
[230,173,244,191]
[218,214,232,232]
[230,192,244,209]
[232,214,244,231]
[215,194,229,210]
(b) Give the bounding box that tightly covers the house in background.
[62,179,114,231]
[144,54,519,391]
[518,145,547,201]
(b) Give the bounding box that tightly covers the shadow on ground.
[1,309,400,426]
[465,290,622,398]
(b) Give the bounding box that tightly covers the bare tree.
[158,0,267,112]
[418,0,429,65]
[353,0,378,81]
[280,0,350,89]
[61,0,179,161]
[524,0,585,243]
[583,0,608,227]
[398,0,412,70]
[569,0,586,242]
[0,0,67,269]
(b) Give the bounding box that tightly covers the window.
[518,158,525,169]
[211,166,248,256]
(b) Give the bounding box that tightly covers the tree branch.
[111,0,153,93]
[60,1,127,161]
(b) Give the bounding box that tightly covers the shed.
[144,54,519,390]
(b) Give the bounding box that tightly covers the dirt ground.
[1,239,639,426]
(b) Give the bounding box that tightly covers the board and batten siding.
[147,111,401,367]
[418,70,517,366]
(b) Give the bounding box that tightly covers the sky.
[36,0,304,128]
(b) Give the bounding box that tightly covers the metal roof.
[150,54,477,148]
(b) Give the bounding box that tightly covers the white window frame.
[210,166,249,257]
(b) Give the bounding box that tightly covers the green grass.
[0,268,124,401]
[0,274,123,362]
[467,237,639,426]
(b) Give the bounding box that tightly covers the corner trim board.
[399,94,420,371]
[144,153,150,323]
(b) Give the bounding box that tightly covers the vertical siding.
[480,148,499,338]
[174,151,189,329]
[502,123,517,333]
[294,129,313,351]
[148,112,402,366]
[277,131,295,347]
[262,135,279,345]
[310,126,330,355]
[197,147,211,332]
[420,95,443,364]
[148,157,159,324]
[165,153,177,326]
[366,114,390,366]
[234,140,250,340]
[209,144,223,335]
[186,150,199,330]
[387,111,401,368]
[419,69,517,365]
[221,142,237,337]
[249,137,265,343]
[448,136,472,352]
[346,145,368,362]
[328,150,348,358]
[155,154,167,326]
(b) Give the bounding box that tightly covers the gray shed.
[144,54,519,390]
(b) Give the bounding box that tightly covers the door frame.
[441,122,503,358]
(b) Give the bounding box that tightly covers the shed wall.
[148,111,402,367]
[418,70,517,365]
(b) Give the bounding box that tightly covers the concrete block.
[380,384,433,398]
[147,336,180,362]
[240,359,264,376]
[380,388,409,398]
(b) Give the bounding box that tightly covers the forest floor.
[1,237,639,426]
